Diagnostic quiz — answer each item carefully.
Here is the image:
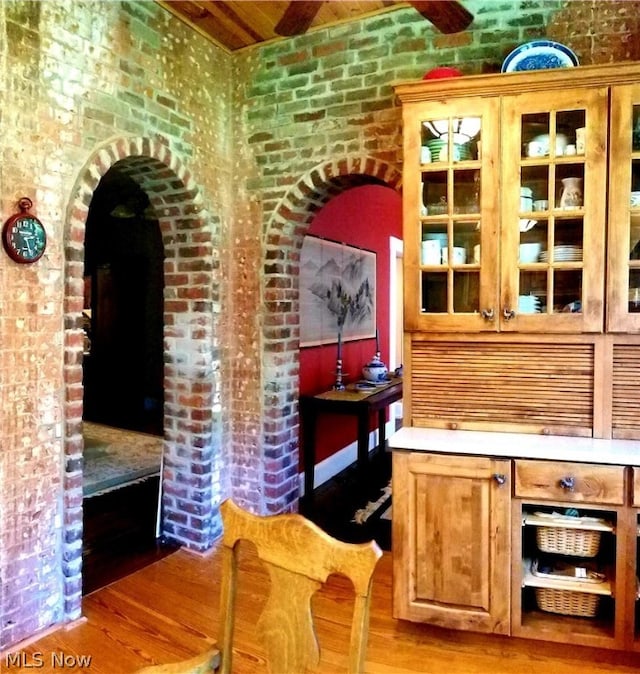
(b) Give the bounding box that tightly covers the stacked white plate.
[518,295,541,314]
[538,245,582,262]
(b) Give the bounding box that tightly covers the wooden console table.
[299,378,403,511]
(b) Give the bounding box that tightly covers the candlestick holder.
[333,358,346,390]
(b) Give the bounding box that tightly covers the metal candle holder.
[333,358,346,390]
[333,328,346,390]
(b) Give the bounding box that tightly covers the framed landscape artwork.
[300,236,376,347]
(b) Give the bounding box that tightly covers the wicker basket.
[536,526,601,557]
[535,587,600,618]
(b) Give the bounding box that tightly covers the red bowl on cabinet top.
[423,66,463,80]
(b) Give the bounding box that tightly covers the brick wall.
[0,0,638,652]
[233,0,640,515]
[0,0,232,649]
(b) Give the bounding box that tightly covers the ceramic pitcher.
[560,177,583,209]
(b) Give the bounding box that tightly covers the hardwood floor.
[15,449,636,672]
[12,541,640,673]
[83,476,178,595]
[83,446,392,596]
[302,445,392,550]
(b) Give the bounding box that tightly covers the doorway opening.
[63,137,220,622]
[81,166,169,593]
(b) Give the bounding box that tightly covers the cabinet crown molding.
[394,60,640,103]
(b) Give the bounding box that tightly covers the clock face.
[2,214,47,263]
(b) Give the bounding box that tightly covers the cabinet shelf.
[523,512,615,533]
[522,559,612,596]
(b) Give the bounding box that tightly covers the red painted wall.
[299,184,402,468]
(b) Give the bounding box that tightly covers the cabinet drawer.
[514,460,625,505]
[633,467,640,506]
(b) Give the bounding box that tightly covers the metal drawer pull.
[493,473,507,486]
[503,307,515,320]
[481,308,495,320]
[559,476,575,491]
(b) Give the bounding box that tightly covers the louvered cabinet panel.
[410,341,594,436]
[612,344,640,439]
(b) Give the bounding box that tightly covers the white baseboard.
[299,419,395,497]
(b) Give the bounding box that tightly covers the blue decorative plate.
[501,40,578,73]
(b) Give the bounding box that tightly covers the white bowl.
[631,191,640,208]
[519,242,542,263]
[532,133,568,155]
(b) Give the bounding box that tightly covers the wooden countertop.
[389,426,640,466]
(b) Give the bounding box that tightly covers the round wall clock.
[2,197,47,263]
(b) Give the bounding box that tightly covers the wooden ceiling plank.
[209,1,266,42]
[228,0,288,41]
[159,0,475,50]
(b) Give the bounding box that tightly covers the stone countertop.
[389,426,640,466]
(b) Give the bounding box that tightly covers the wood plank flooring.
[83,476,178,595]
[10,542,640,673]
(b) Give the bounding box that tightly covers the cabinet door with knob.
[500,87,608,333]
[392,451,511,634]
[402,96,501,332]
[607,83,640,332]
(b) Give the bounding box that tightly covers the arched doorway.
[80,166,166,592]
[255,156,402,515]
[62,137,222,621]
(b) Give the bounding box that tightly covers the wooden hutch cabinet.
[395,61,640,440]
[392,61,640,652]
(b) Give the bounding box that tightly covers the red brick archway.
[257,156,402,514]
[62,137,222,621]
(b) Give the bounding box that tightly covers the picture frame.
[300,235,376,347]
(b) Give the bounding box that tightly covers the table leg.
[302,407,317,514]
[357,411,370,492]
[378,408,387,455]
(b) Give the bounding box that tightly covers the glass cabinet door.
[500,89,607,333]
[403,97,500,332]
[607,84,640,332]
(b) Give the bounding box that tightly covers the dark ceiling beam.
[274,1,324,36]
[409,0,473,34]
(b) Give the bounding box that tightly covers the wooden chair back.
[218,499,382,674]
[135,499,382,674]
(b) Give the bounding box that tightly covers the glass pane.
[453,271,479,312]
[452,218,480,265]
[556,164,584,210]
[630,269,640,313]
[520,218,547,264]
[519,271,546,314]
[555,217,584,251]
[552,269,582,314]
[421,226,447,265]
[453,169,480,214]
[422,116,481,163]
[421,271,447,313]
[521,165,549,218]
[522,112,550,159]
[557,109,586,157]
[632,104,640,152]
[421,170,447,216]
